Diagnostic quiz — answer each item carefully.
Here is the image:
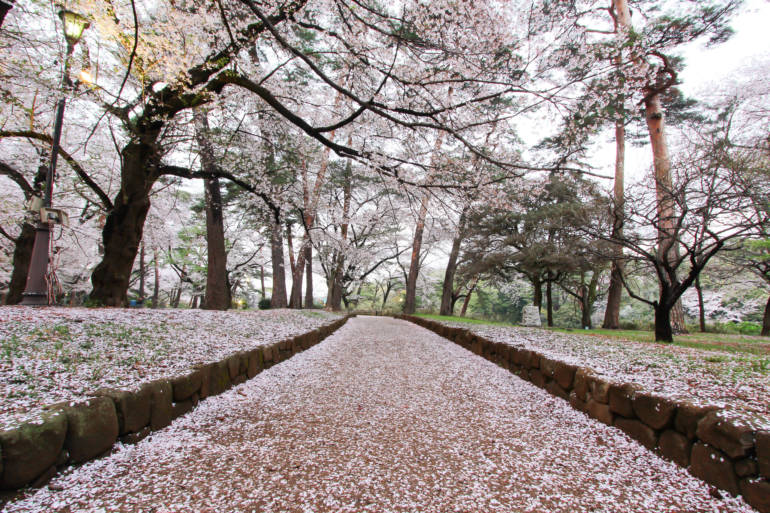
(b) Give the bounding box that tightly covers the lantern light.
[58,10,90,46]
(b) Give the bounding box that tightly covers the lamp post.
[21,10,89,306]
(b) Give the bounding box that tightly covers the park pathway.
[2,317,756,512]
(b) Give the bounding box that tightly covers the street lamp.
[21,10,89,306]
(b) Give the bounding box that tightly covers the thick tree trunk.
[202,177,230,310]
[404,193,430,314]
[304,245,313,308]
[532,275,542,310]
[603,120,626,329]
[654,303,674,343]
[695,274,706,332]
[4,223,36,305]
[270,218,288,308]
[328,263,344,311]
[90,139,158,306]
[603,263,623,329]
[194,107,230,311]
[580,288,592,329]
[762,295,770,337]
[546,278,554,327]
[440,211,466,316]
[0,1,13,28]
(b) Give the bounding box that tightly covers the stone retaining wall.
[0,315,352,494]
[399,315,770,513]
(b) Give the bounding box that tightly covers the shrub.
[618,320,653,331]
[707,321,762,336]
[258,297,271,310]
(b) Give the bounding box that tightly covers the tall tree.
[602,0,632,329]
[194,107,231,310]
[609,0,741,332]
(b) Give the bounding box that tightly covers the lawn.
[413,313,770,418]
[416,314,770,356]
[0,307,342,429]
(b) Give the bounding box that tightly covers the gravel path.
[2,317,756,512]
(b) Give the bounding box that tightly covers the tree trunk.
[546,278,554,327]
[532,275,542,310]
[260,265,265,298]
[580,287,592,329]
[460,276,478,317]
[654,303,674,343]
[451,293,461,314]
[328,161,352,311]
[328,260,345,311]
[191,295,198,309]
[138,242,146,303]
[695,274,706,332]
[612,0,686,335]
[90,134,159,306]
[286,222,296,276]
[270,218,288,308]
[762,295,770,337]
[403,192,430,314]
[381,282,393,310]
[288,240,305,308]
[603,120,626,329]
[172,286,181,308]
[201,177,230,310]
[4,223,36,305]
[194,107,230,311]
[644,70,687,335]
[304,244,313,308]
[152,248,160,308]
[440,212,465,316]
[0,1,14,28]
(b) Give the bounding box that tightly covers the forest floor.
[0,307,341,429]
[2,317,756,513]
[420,314,770,419]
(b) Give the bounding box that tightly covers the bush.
[258,297,271,310]
[618,320,654,331]
[707,321,762,336]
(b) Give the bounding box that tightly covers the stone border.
[0,315,353,494]
[398,315,770,513]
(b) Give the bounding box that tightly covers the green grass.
[415,314,515,327]
[555,328,770,356]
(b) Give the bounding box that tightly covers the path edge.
[0,314,354,497]
[396,314,770,513]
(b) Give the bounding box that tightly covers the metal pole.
[20,42,73,306]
